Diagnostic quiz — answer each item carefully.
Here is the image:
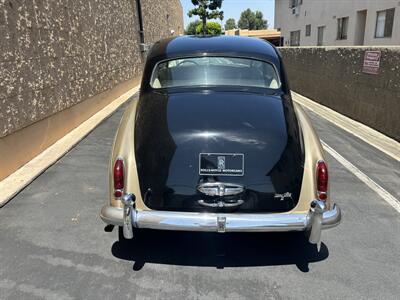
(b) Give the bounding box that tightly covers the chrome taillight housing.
[316,160,328,201]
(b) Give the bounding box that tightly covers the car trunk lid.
[134,90,304,212]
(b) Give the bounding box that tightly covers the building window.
[337,17,349,40]
[306,24,311,36]
[317,26,325,46]
[375,8,395,38]
[289,0,302,8]
[290,30,301,46]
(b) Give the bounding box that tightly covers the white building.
[275,0,400,46]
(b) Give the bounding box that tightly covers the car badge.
[274,192,292,201]
[197,182,245,197]
[217,156,226,170]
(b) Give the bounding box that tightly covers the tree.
[224,18,236,30]
[188,0,224,35]
[254,11,268,29]
[185,20,202,35]
[238,9,255,30]
[238,8,268,30]
[196,22,222,35]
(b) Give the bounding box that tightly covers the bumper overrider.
[100,194,341,245]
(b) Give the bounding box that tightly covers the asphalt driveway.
[1,94,399,299]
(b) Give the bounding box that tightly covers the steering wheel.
[177,60,199,66]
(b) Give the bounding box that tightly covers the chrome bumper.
[100,199,341,242]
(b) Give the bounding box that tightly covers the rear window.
[150,57,281,89]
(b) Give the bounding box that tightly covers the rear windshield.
[150,57,281,89]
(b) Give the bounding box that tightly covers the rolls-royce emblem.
[217,156,225,170]
[197,182,244,197]
[274,192,292,201]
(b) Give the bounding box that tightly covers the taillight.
[114,158,124,198]
[316,160,328,201]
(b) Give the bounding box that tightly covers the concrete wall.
[142,0,183,43]
[0,0,183,180]
[279,46,400,141]
[275,0,400,46]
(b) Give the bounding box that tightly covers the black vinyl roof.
[147,35,281,66]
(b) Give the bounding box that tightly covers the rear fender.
[292,102,331,211]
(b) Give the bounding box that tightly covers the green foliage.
[188,0,224,35]
[255,11,268,29]
[238,9,255,30]
[238,8,268,30]
[224,18,236,30]
[195,21,222,35]
[185,20,202,35]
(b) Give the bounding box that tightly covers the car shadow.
[111,229,329,272]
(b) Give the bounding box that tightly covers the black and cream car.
[100,36,341,248]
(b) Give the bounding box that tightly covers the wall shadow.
[111,229,329,272]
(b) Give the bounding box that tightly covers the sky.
[180,0,275,29]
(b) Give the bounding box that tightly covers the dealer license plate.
[199,153,244,176]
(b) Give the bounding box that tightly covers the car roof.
[147,35,281,65]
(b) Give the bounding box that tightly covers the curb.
[0,85,140,208]
[292,91,400,162]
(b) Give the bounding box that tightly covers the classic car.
[100,36,341,249]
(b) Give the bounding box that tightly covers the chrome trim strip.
[100,203,341,233]
[197,181,245,196]
[198,199,244,208]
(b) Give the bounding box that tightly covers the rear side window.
[150,57,281,89]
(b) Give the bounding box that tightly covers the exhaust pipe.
[121,194,135,239]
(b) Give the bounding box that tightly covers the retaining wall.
[279,47,400,141]
[0,0,183,180]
